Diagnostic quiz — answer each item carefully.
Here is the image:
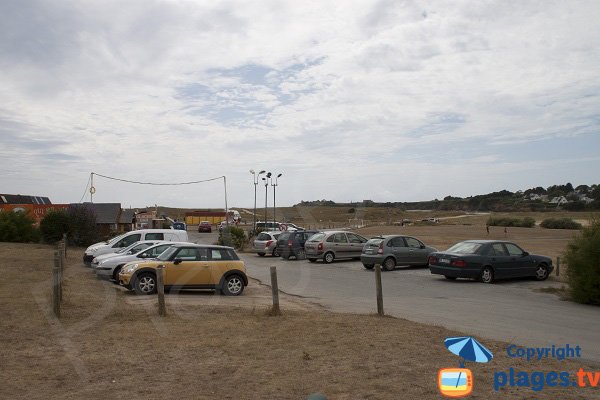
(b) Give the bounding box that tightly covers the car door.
[504,243,534,277]
[388,237,409,265]
[164,247,210,287]
[486,243,513,279]
[346,233,368,258]
[404,237,429,265]
[332,232,350,258]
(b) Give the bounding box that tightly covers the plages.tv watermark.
[438,338,599,398]
[494,344,599,392]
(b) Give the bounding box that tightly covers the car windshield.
[106,233,127,245]
[447,242,482,254]
[308,233,326,242]
[156,246,178,261]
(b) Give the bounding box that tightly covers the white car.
[95,241,191,281]
[83,229,189,266]
[91,240,162,270]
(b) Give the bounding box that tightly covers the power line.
[78,174,91,203]
[92,172,224,186]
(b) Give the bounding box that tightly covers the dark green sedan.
[428,240,553,283]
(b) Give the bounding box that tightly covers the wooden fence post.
[62,233,68,258]
[375,264,384,316]
[556,257,560,277]
[156,265,166,317]
[53,251,61,318]
[270,266,281,315]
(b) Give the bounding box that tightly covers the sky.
[1,0,599,209]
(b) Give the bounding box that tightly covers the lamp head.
[259,170,266,175]
[267,172,272,178]
[249,169,255,174]
[277,173,282,178]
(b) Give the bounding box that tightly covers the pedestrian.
[486,225,490,235]
[504,227,507,237]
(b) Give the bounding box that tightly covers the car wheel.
[112,265,123,282]
[480,267,494,284]
[308,258,317,263]
[222,275,244,296]
[535,264,549,281]
[363,264,374,270]
[296,249,306,260]
[383,257,396,271]
[133,273,157,295]
[444,276,457,280]
[257,252,265,257]
[272,248,280,257]
[323,252,335,264]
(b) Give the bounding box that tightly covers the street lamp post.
[250,169,265,234]
[262,172,271,228]
[271,173,282,228]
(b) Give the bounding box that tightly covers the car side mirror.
[127,250,133,255]
[522,252,529,257]
[420,244,425,249]
[173,258,182,265]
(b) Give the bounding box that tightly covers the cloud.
[0,0,599,207]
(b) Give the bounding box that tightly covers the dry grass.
[1,242,599,399]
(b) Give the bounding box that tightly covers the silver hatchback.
[360,235,437,271]
[253,231,281,257]
[305,231,368,263]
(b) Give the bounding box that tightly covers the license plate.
[439,258,450,264]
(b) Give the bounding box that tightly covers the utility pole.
[271,173,282,227]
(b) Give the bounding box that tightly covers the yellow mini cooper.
[119,244,248,296]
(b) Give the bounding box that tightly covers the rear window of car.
[308,233,326,242]
[256,233,271,240]
[278,232,291,241]
[447,242,482,254]
[366,238,383,247]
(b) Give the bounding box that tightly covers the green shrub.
[540,218,582,230]
[67,206,99,246]
[218,226,246,250]
[0,211,40,242]
[565,220,600,305]
[486,216,535,228]
[39,206,99,246]
[40,210,70,243]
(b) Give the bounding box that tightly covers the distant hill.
[296,183,600,212]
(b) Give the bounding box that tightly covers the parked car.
[198,221,212,233]
[275,230,320,260]
[91,240,162,270]
[428,240,553,283]
[118,244,248,295]
[361,235,437,271]
[253,231,282,257]
[83,229,189,266]
[253,221,304,233]
[305,231,368,263]
[95,241,190,281]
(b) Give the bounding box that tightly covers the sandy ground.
[1,242,598,400]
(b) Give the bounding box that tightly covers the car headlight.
[121,264,138,274]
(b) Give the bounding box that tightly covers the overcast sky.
[1,0,599,208]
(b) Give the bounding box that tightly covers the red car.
[198,221,212,233]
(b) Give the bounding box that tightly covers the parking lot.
[189,228,600,363]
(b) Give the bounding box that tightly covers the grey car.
[361,235,437,271]
[305,231,368,263]
[253,231,281,257]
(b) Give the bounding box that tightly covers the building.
[0,193,52,205]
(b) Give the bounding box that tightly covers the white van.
[83,229,189,265]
